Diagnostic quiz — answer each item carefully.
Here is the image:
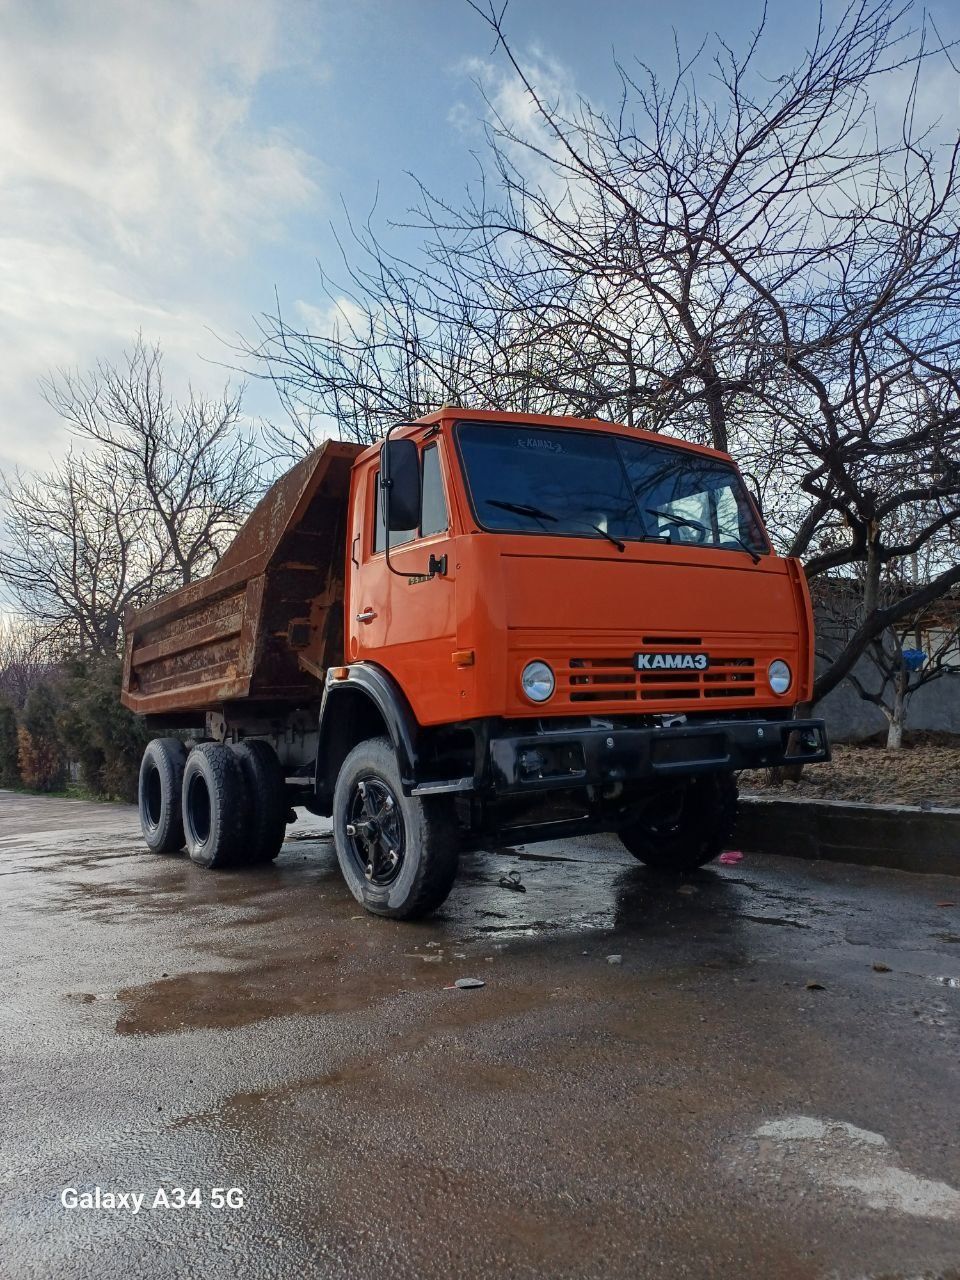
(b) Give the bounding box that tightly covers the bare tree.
[0,614,57,708]
[822,578,960,747]
[1,339,263,655]
[0,449,167,655]
[42,337,263,585]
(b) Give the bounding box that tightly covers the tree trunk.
[781,700,815,782]
[885,665,907,751]
[862,531,881,616]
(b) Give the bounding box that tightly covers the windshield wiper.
[717,527,762,565]
[646,507,760,565]
[586,523,625,552]
[487,499,626,551]
[646,506,706,534]
[486,499,558,522]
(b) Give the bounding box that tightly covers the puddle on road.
[113,951,372,1034]
[32,833,852,1041]
[114,942,561,1037]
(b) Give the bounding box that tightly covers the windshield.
[456,423,768,556]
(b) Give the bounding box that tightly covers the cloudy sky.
[1,0,958,473]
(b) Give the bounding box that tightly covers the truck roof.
[356,407,734,465]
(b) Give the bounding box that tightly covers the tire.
[181,743,250,870]
[138,737,188,854]
[618,772,738,873]
[231,741,288,864]
[332,736,459,919]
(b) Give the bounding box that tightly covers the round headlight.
[768,659,792,696]
[521,660,555,703]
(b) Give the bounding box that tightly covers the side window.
[713,485,741,539]
[373,443,448,552]
[420,444,448,537]
[374,473,417,552]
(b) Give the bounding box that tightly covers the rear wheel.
[231,740,288,864]
[619,772,738,873]
[182,743,250,869]
[138,738,188,854]
[332,737,459,918]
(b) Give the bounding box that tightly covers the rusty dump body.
[121,441,362,720]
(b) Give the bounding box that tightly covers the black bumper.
[486,718,829,795]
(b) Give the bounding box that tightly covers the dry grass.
[742,738,960,809]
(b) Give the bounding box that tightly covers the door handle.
[356,608,377,624]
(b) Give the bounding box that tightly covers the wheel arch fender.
[315,664,421,812]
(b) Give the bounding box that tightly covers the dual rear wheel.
[136,733,459,919]
[138,738,287,869]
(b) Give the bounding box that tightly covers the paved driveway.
[2,789,959,1278]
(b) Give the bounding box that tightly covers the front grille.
[568,657,636,702]
[565,654,757,704]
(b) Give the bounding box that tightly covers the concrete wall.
[813,605,960,742]
[815,670,960,741]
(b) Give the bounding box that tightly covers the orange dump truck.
[122,409,828,917]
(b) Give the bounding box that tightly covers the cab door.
[348,440,458,726]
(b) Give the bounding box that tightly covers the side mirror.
[381,437,421,531]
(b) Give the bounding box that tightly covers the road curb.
[736,794,960,877]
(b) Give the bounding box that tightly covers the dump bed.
[121,440,362,718]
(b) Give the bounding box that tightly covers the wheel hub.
[344,776,405,886]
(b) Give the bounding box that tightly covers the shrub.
[19,682,66,790]
[58,657,151,801]
[0,700,20,787]
[18,743,64,798]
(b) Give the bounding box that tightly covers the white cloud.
[294,295,370,338]
[450,49,593,212]
[0,0,322,471]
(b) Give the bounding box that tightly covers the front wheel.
[618,773,738,873]
[332,737,459,918]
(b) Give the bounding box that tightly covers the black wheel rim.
[344,774,405,886]
[644,787,687,838]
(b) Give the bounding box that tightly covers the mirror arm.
[380,422,447,581]
[381,421,410,580]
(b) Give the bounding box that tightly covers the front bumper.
[486,718,829,795]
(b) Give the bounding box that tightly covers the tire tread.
[138,737,188,854]
[182,743,249,869]
[231,740,287,863]
[333,737,459,919]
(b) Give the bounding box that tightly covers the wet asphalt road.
[2,790,960,1279]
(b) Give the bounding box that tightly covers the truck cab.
[124,409,828,919]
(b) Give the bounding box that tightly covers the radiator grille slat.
[563,653,758,705]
